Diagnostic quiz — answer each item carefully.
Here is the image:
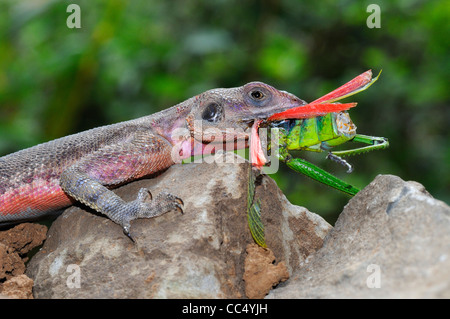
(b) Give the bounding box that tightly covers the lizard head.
[186,81,306,144]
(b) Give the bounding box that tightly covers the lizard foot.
[122,188,184,240]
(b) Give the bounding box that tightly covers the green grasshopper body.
[270,111,388,196]
[282,112,356,152]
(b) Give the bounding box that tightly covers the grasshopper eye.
[250,90,265,100]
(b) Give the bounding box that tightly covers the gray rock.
[267,174,450,299]
[26,153,331,298]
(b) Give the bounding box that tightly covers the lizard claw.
[174,196,184,214]
[123,227,136,243]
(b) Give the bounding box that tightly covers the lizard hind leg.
[58,131,184,241]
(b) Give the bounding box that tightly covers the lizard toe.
[137,187,153,203]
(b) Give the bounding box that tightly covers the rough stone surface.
[0,223,47,256]
[0,222,47,291]
[0,274,34,299]
[26,154,331,298]
[243,243,289,299]
[0,243,25,280]
[267,174,450,299]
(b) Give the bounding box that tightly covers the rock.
[0,223,47,298]
[243,244,289,299]
[0,223,47,283]
[0,223,47,256]
[0,274,34,299]
[267,174,450,299]
[0,243,25,281]
[26,154,331,298]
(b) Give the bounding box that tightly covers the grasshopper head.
[335,111,357,138]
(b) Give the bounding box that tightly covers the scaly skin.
[0,82,306,237]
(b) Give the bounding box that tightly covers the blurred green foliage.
[0,0,448,223]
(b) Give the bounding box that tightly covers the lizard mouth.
[239,108,294,124]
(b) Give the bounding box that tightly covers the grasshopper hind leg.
[284,156,360,196]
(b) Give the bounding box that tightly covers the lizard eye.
[250,90,265,100]
[244,83,272,107]
[202,102,224,123]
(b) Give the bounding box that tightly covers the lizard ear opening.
[201,102,224,123]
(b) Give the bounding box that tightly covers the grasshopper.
[247,70,388,247]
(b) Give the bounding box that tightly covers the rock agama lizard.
[0,82,307,237]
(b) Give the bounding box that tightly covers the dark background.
[0,0,448,223]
